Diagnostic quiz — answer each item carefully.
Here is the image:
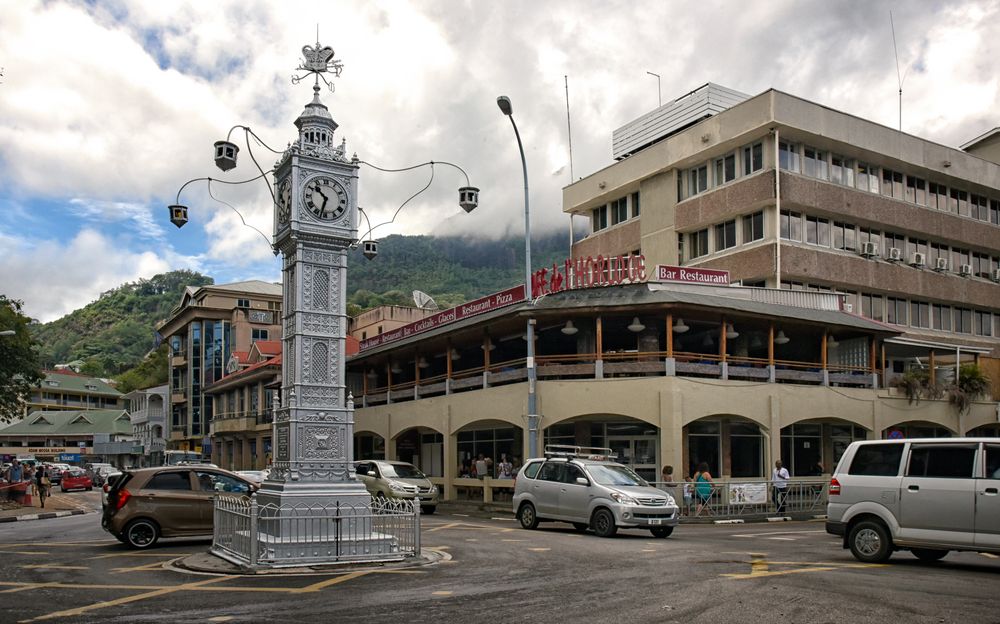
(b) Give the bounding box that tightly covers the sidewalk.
[0,490,95,523]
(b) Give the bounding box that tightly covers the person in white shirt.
[772,460,790,514]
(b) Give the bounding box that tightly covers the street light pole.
[497,95,538,459]
[646,71,662,108]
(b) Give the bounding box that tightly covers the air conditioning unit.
[991,268,1000,283]
[909,252,926,268]
[934,257,949,272]
[959,264,972,277]
[859,241,878,258]
[887,247,902,262]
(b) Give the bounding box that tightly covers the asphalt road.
[1,495,998,624]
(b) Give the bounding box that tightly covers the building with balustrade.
[22,370,124,418]
[124,384,168,467]
[346,84,1000,502]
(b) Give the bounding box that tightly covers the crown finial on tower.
[292,31,344,93]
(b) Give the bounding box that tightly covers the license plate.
[649,518,662,525]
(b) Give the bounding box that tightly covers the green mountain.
[28,233,573,387]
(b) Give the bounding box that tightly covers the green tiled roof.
[38,371,122,397]
[0,410,132,436]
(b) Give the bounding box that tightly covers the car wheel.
[422,505,436,515]
[86,487,93,491]
[517,503,539,530]
[124,519,160,549]
[911,548,948,562]
[61,487,67,493]
[591,508,617,538]
[848,520,892,563]
[650,526,674,538]
[572,522,589,532]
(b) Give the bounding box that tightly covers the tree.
[0,296,44,423]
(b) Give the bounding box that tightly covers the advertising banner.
[728,482,768,505]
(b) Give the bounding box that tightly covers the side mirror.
[576,477,589,486]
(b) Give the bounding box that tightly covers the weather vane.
[292,27,344,92]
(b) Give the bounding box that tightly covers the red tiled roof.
[254,340,282,355]
[231,351,251,364]
[208,354,282,389]
[346,335,359,356]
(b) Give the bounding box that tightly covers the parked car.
[101,466,255,548]
[827,438,1000,563]
[101,471,123,508]
[513,446,679,538]
[235,470,268,485]
[45,463,71,485]
[354,460,439,514]
[60,468,93,492]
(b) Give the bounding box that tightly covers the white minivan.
[826,438,1000,563]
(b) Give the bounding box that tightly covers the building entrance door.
[608,437,658,482]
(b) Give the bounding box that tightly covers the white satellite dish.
[412,290,439,310]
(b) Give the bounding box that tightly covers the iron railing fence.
[212,494,421,568]
[653,479,829,519]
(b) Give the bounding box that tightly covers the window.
[906,176,926,205]
[975,311,993,336]
[858,227,880,254]
[972,252,991,278]
[848,443,903,476]
[952,247,970,272]
[805,216,830,246]
[906,238,928,261]
[802,147,827,179]
[932,304,952,331]
[677,233,684,264]
[610,197,628,225]
[743,142,763,175]
[780,210,801,241]
[861,293,884,321]
[743,211,764,242]
[909,301,930,328]
[778,142,800,172]
[831,425,868,466]
[715,220,736,250]
[857,163,879,193]
[883,232,904,258]
[196,471,250,493]
[929,243,948,270]
[955,308,973,334]
[537,461,564,482]
[237,299,250,308]
[781,424,822,477]
[714,153,736,185]
[687,420,721,477]
[971,194,988,220]
[832,221,856,251]
[991,199,1000,225]
[522,461,543,479]
[268,301,281,311]
[907,446,976,479]
[592,205,608,231]
[689,165,708,195]
[730,422,764,478]
[690,228,710,258]
[631,192,640,217]
[170,336,182,356]
[830,155,854,186]
[881,169,903,198]
[928,182,948,210]
[251,329,268,343]
[146,471,193,490]
[886,297,907,325]
[950,188,969,216]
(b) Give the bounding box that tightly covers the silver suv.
[355,460,439,514]
[513,446,679,538]
[827,438,1000,563]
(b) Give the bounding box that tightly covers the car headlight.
[610,491,638,505]
[429,485,438,494]
[389,482,408,492]
[664,495,676,506]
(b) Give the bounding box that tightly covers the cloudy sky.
[1,0,998,322]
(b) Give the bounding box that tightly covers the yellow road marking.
[295,571,371,594]
[465,538,478,542]
[721,555,887,580]
[641,549,657,553]
[527,548,550,552]
[981,553,999,559]
[432,591,453,596]
[89,552,192,560]
[0,583,59,594]
[208,617,234,622]
[21,565,89,571]
[750,554,768,575]
[426,545,450,550]
[111,560,176,574]
[2,551,50,556]
[19,576,232,623]
[501,539,526,542]
[723,566,838,579]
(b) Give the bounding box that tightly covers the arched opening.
[545,415,658,482]
[968,424,1000,437]
[882,421,954,440]
[456,420,523,478]
[393,427,444,477]
[780,419,869,477]
[354,432,385,460]
[684,416,765,479]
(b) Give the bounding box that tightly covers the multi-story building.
[0,408,134,466]
[22,370,124,418]
[564,84,1000,374]
[123,384,168,467]
[348,305,433,342]
[157,280,282,456]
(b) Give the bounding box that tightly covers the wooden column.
[929,350,936,386]
[483,335,492,372]
[869,337,877,374]
[821,333,828,369]
[446,341,453,380]
[768,323,775,366]
[719,317,727,362]
[666,313,674,358]
[596,316,603,359]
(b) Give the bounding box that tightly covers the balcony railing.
[359,351,877,408]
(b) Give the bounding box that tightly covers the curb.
[0,509,91,523]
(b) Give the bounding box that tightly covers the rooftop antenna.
[565,75,575,250]
[889,11,909,132]
[646,71,662,108]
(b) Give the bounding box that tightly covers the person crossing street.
[771,460,790,514]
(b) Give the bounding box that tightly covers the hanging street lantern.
[214,140,240,171]
[168,204,189,228]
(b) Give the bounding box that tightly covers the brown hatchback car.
[102,466,255,549]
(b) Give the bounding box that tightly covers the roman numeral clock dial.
[303,176,349,221]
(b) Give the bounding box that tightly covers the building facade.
[124,384,168,467]
[22,370,124,417]
[348,305,433,342]
[0,409,135,466]
[206,349,280,472]
[157,280,282,456]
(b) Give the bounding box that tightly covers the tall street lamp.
[497,95,539,459]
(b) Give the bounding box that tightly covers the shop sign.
[359,285,525,351]
[59,454,81,462]
[654,264,730,285]
[248,310,273,324]
[532,253,647,296]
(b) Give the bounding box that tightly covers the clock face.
[303,176,349,221]
[276,179,291,224]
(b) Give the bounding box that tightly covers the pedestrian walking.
[35,465,50,509]
[692,462,715,515]
[772,460,790,514]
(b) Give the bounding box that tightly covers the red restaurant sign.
[654,264,730,285]
[532,253,647,296]
[358,285,526,352]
